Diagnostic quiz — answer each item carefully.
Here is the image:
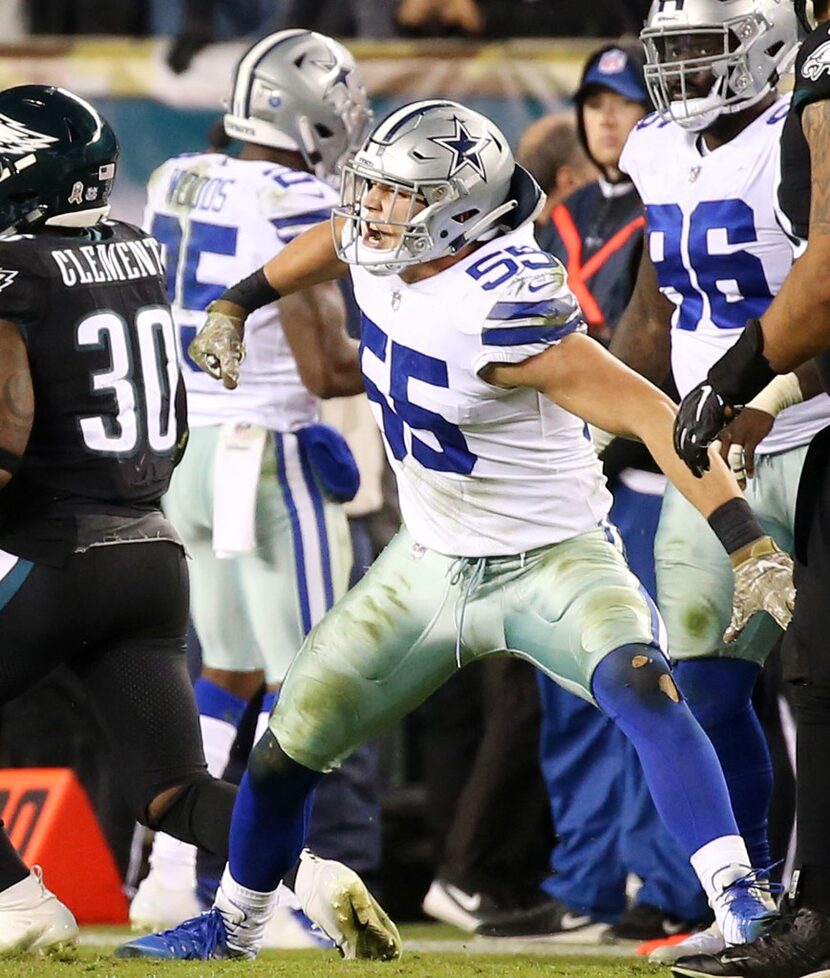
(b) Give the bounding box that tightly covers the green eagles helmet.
[0,84,119,235]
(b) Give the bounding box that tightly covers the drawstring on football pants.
[448,556,487,669]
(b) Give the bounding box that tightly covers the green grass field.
[0,924,667,978]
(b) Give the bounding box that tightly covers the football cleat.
[0,867,79,955]
[649,922,725,964]
[116,908,233,960]
[671,908,830,978]
[129,870,201,931]
[711,866,779,947]
[294,849,401,960]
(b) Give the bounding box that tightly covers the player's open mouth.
[362,223,388,248]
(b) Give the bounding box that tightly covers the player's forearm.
[758,241,830,372]
[262,220,348,298]
[634,398,737,519]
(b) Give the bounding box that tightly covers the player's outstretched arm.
[0,320,33,489]
[485,333,795,637]
[189,219,349,390]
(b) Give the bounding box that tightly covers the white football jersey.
[350,225,612,558]
[145,153,338,430]
[621,96,830,455]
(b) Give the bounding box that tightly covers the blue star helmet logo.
[311,55,353,99]
[428,118,491,181]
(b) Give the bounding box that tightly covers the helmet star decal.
[428,117,490,180]
[310,55,353,99]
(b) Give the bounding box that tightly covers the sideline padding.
[0,768,128,924]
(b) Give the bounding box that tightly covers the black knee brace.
[148,773,236,861]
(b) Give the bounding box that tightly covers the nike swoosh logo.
[445,884,481,913]
[560,912,592,930]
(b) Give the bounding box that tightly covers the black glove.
[673,382,733,478]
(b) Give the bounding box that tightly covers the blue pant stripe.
[297,439,335,612]
[275,434,312,635]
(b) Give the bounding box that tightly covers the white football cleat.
[0,867,79,955]
[294,849,401,960]
[648,922,724,964]
[129,870,202,931]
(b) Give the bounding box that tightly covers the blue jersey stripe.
[486,298,577,321]
[482,318,583,347]
[271,208,331,230]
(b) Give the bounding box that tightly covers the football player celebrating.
[120,99,793,961]
[669,0,830,974]
[131,29,384,945]
[604,0,830,963]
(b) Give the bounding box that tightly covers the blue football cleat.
[116,908,229,959]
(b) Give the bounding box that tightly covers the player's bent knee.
[592,643,682,711]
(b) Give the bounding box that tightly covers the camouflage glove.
[724,535,795,643]
[188,303,246,390]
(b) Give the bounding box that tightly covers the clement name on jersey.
[0,220,186,565]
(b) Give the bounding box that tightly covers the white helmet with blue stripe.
[224,29,372,178]
[334,99,543,275]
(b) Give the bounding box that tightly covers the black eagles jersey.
[778,19,830,240]
[0,220,187,563]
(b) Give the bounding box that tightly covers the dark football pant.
[782,425,830,915]
[0,540,234,890]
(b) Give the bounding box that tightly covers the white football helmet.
[224,29,372,178]
[641,0,799,131]
[334,99,543,275]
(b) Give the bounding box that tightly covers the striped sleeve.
[270,207,333,244]
[472,265,586,374]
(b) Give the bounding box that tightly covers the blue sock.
[194,677,249,726]
[592,644,739,858]
[673,658,771,869]
[227,735,321,893]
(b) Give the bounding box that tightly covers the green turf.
[0,924,667,978]
[0,948,661,978]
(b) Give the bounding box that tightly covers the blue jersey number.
[150,214,238,368]
[646,199,773,331]
[466,245,556,290]
[361,314,476,475]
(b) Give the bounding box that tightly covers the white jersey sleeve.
[470,256,586,377]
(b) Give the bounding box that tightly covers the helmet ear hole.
[314,123,334,138]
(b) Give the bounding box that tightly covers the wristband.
[708,319,777,405]
[220,267,281,313]
[0,446,22,475]
[745,372,804,418]
[707,497,764,556]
